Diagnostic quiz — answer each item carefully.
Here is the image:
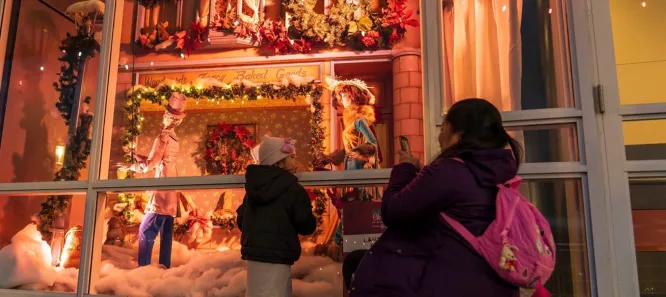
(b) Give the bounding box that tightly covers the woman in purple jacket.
[349,98,522,297]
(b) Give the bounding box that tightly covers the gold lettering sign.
[137,64,321,88]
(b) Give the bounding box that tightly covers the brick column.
[392,52,424,163]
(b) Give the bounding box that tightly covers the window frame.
[0,0,626,297]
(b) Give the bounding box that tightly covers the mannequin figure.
[130,92,187,268]
[322,77,380,245]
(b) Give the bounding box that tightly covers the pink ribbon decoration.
[281,138,295,154]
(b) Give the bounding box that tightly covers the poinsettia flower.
[189,21,207,39]
[388,28,401,45]
[306,190,317,202]
[358,31,380,48]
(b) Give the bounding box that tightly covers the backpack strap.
[499,176,522,190]
[440,213,481,250]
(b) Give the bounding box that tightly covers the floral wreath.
[204,123,256,175]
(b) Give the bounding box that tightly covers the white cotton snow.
[0,224,58,289]
[0,223,343,297]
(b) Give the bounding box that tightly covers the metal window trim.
[420,0,444,163]
[0,290,74,297]
[501,108,583,123]
[568,0,623,295]
[584,0,642,294]
[619,103,666,118]
[0,181,89,194]
[625,160,666,173]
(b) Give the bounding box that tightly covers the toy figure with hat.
[124,92,189,268]
[319,76,383,246]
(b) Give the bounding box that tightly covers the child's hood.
[244,164,297,206]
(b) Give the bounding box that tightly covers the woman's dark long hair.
[438,98,523,165]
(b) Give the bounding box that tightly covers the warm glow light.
[55,145,66,165]
[548,8,552,13]
[78,52,82,57]
[502,5,507,11]
[124,64,129,70]
[150,61,154,66]
[40,66,44,71]
[180,53,185,58]
[641,1,646,7]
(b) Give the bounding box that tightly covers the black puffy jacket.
[236,165,317,265]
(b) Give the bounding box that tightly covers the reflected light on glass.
[55,145,66,165]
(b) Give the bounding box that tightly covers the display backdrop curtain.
[442,0,523,111]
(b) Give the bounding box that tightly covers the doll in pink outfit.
[129,92,187,268]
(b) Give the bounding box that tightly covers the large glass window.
[0,0,105,183]
[440,0,574,111]
[0,193,87,293]
[100,0,426,180]
[630,178,666,296]
[0,0,600,296]
[610,0,666,105]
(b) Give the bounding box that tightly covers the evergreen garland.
[124,80,326,168]
[37,17,100,241]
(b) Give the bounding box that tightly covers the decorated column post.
[392,52,424,163]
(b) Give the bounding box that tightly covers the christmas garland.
[124,78,325,169]
[204,123,256,175]
[37,17,100,241]
[213,0,418,55]
[138,0,419,56]
[306,189,328,240]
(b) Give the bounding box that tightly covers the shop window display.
[0,180,588,296]
[0,0,105,183]
[0,194,87,292]
[440,0,574,111]
[103,0,425,180]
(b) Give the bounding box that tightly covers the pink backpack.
[441,159,556,297]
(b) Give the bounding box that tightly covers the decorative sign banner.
[342,201,386,253]
[137,64,321,88]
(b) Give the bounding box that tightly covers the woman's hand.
[398,151,420,169]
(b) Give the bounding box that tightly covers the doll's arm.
[144,134,168,170]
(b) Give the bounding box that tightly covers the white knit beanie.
[252,135,296,166]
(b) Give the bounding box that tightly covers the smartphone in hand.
[399,136,411,155]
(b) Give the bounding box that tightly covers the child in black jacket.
[237,135,317,297]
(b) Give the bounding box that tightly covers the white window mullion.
[78,0,122,294]
[420,0,444,163]
[0,181,88,194]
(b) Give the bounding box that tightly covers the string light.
[124,64,129,70]
[548,8,552,14]
[40,66,44,71]
[150,61,154,66]
[502,5,507,12]
[641,1,646,7]
[78,52,82,57]
[180,53,185,59]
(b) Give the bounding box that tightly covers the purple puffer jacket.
[349,149,520,297]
